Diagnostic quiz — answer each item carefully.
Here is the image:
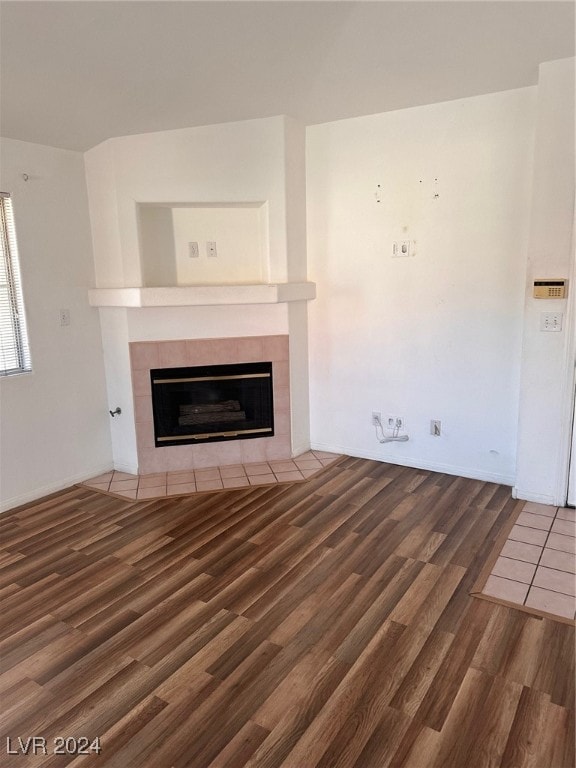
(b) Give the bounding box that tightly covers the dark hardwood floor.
[0,457,574,767]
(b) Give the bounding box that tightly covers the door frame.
[556,210,576,506]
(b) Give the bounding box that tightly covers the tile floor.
[82,450,341,501]
[480,501,576,621]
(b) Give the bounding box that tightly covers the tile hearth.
[81,450,341,501]
[473,500,576,623]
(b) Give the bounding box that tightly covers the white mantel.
[89,281,316,308]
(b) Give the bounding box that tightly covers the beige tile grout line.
[491,506,575,597]
[521,507,559,604]
[471,500,576,625]
[82,452,343,501]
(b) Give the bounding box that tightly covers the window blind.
[0,193,32,376]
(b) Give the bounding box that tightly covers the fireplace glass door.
[150,362,274,446]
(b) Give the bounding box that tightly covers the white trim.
[291,441,312,458]
[88,282,316,308]
[512,487,558,506]
[556,206,576,506]
[0,463,114,514]
[310,442,515,486]
[113,461,139,475]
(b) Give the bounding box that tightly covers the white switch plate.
[207,241,217,258]
[540,312,563,332]
[188,241,199,258]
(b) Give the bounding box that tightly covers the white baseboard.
[1,463,115,514]
[512,487,559,506]
[113,461,139,475]
[310,441,515,486]
[291,441,312,458]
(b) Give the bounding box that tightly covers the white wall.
[285,118,308,282]
[98,308,136,474]
[139,204,267,287]
[307,88,536,483]
[288,301,311,456]
[0,138,112,510]
[515,58,575,505]
[172,205,265,285]
[139,206,177,287]
[85,116,311,471]
[84,116,294,287]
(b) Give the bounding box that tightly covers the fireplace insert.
[150,361,274,446]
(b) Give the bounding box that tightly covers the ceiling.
[1,1,574,152]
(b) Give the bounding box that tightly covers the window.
[0,193,31,375]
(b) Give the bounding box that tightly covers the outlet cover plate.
[386,415,404,430]
[392,241,412,258]
[431,420,441,436]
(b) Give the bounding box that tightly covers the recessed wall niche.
[138,202,269,287]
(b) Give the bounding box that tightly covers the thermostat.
[533,279,568,299]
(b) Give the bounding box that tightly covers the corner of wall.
[288,301,311,456]
[84,139,125,288]
[514,57,576,505]
[283,117,308,283]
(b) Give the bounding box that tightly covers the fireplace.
[151,361,274,446]
[130,335,292,473]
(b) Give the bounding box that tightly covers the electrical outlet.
[371,411,381,426]
[188,241,199,258]
[207,241,217,258]
[392,241,412,258]
[386,415,404,431]
[431,420,441,436]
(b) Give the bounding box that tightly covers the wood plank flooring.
[0,457,574,767]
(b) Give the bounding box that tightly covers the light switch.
[540,312,563,332]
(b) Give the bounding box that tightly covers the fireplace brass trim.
[152,373,271,385]
[156,427,273,442]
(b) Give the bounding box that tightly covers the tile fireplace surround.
[130,335,292,475]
